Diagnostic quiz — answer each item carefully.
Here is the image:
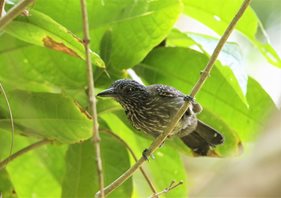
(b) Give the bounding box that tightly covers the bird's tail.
[181,120,224,156]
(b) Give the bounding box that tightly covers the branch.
[101,129,158,195]
[0,0,5,17]
[0,82,15,169]
[189,0,252,97]
[79,0,104,197]
[0,0,34,32]
[149,180,183,198]
[96,0,252,196]
[0,139,50,170]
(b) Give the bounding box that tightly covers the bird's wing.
[147,84,185,98]
[147,84,203,114]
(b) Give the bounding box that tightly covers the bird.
[97,79,224,156]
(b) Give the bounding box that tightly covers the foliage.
[0,0,278,197]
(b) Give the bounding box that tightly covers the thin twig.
[0,82,15,169]
[0,139,50,170]
[190,0,252,97]
[0,0,5,17]
[80,0,104,197]
[0,0,34,31]
[149,180,183,198]
[101,129,158,195]
[96,0,252,196]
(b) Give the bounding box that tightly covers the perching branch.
[80,0,104,197]
[0,139,50,170]
[0,0,34,31]
[96,0,252,196]
[101,129,158,195]
[149,180,183,198]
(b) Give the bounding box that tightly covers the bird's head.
[97,79,148,109]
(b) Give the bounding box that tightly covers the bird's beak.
[97,87,116,97]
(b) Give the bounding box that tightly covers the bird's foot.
[184,95,195,102]
[142,149,155,161]
[159,140,165,148]
[142,149,149,160]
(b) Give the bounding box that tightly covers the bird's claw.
[184,95,195,102]
[159,141,165,148]
[142,149,155,161]
[142,149,149,160]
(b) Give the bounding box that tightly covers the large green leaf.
[135,47,276,144]
[0,91,92,143]
[0,0,182,95]
[61,134,132,198]
[33,0,182,69]
[34,143,68,184]
[0,134,66,198]
[0,34,88,94]
[4,10,105,68]
[0,170,15,198]
[101,113,188,197]
[183,0,281,68]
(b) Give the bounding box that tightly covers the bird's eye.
[125,87,135,93]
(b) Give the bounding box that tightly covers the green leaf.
[2,135,63,198]
[34,143,68,184]
[0,91,92,143]
[4,10,105,68]
[166,28,198,48]
[0,34,88,99]
[97,97,121,115]
[100,29,113,67]
[101,113,188,197]
[0,169,15,198]
[61,134,132,198]
[183,0,281,68]
[33,0,182,69]
[7,151,61,198]
[146,147,188,197]
[135,47,276,149]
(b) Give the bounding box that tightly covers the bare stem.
[0,82,15,169]
[80,0,104,197]
[96,0,252,196]
[0,139,50,170]
[101,129,158,195]
[0,0,34,31]
[0,0,5,17]
[149,180,183,198]
[190,0,252,97]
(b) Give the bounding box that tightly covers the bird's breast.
[125,97,197,137]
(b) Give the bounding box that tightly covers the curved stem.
[149,180,183,198]
[80,0,104,197]
[0,0,34,31]
[0,82,14,169]
[101,129,158,195]
[96,0,252,196]
[0,139,50,170]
